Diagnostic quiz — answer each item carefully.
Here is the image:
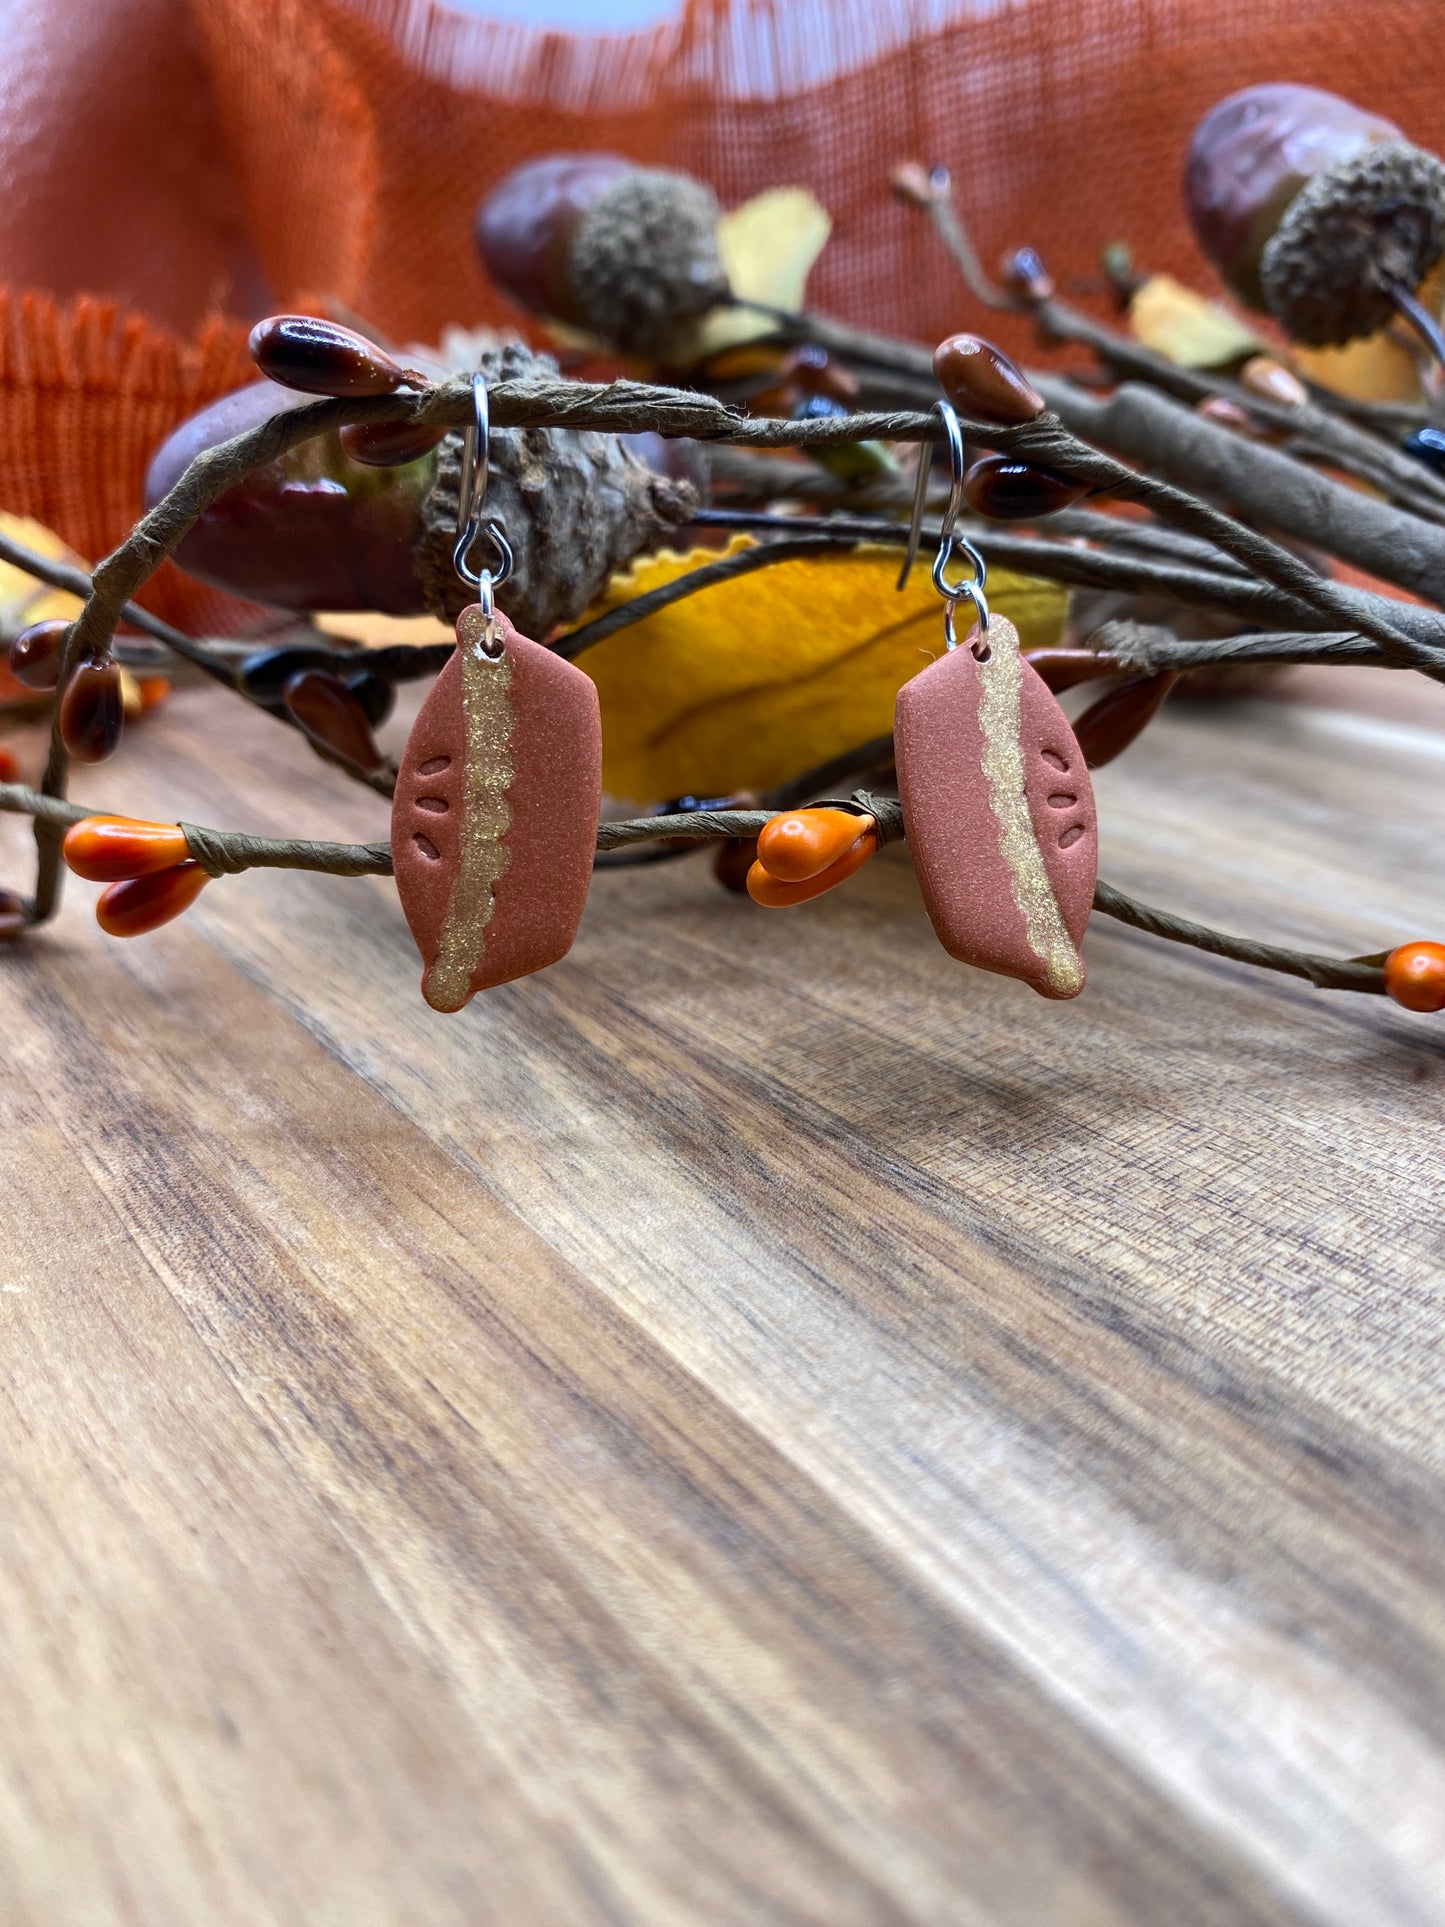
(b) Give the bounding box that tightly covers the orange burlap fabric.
[2,0,1443,629]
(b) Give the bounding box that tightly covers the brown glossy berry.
[9,616,69,690]
[63,815,191,883]
[249,314,408,397]
[756,807,875,883]
[1196,396,1266,437]
[96,862,209,938]
[962,455,1088,521]
[1000,246,1054,304]
[933,335,1044,426]
[1073,672,1179,769]
[1240,355,1308,410]
[283,667,386,773]
[58,655,124,763]
[1384,940,1445,1012]
[712,836,758,893]
[338,419,448,467]
[747,826,877,907]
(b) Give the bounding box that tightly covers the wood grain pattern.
[1,684,1443,1925]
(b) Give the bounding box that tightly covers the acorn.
[1184,84,1445,347]
[146,343,697,634]
[475,155,730,357]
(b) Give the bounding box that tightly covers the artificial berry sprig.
[746,807,879,907]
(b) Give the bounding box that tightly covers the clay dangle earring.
[392,374,603,1011]
[891,403,1098,999]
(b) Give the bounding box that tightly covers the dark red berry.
[338,419,447,467]
[249,314,409,397]
[961,455,1088,520]
[58,655,124,763]
[283,668,386,773]
[9,616,69,690]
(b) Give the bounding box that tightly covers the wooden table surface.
[2,680,1443,1926]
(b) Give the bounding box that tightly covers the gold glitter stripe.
[975,617,1083,997]
[426,633,515,1011]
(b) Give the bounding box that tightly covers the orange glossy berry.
[136,674,171,713]
[756,807,875,883]
[95,862,209,938]
[747,826,878,906]
[1383,940,1445,1012]
[63,815,191,883]
[0,746,19,783]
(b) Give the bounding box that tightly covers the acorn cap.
[565,168,730,356]
[1259,141,1445,346]
[413,341,698,631]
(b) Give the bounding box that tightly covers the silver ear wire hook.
[453,370,514,657]
[896,398,989,652]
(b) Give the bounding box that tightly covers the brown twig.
[0,780,1391,996]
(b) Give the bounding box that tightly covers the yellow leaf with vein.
[570,537,1067,800]
[1128,274,1264,369]
[0,513,85,631]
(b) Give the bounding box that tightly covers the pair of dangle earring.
[392,373,603,1012]
[892,402,1098,999]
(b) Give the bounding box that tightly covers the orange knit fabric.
[1,0,1442,630]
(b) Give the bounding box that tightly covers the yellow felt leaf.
[1292,260,1445,404]
[0,513,85,629]
[570,537,1067,800]
[673,186,832,363]
[1129,275,1264,369]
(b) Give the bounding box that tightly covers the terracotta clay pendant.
[392,605,601,1011]
[894,614,1097,999]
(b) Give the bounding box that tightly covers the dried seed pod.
[1384,940,1445,1011]
[1072,671,1179,769]
[755,807,876,883]
[96,862,210,937]
[962,455,1088,521]
[392,606,602,1010]
[412,342,697,632]
[249,314,410,396]
[58,655,124,763]
[894,614,1097,999]
[63,815,191,882]
[747,827,877,907]
[9,616,69,690]
[1185,85,1445,345]
[283,668,386,774]
[338,419,448,468]
[933,335,1045,426]
[476,155,730,357]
